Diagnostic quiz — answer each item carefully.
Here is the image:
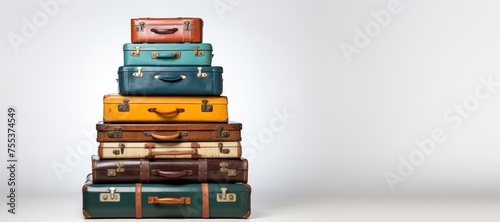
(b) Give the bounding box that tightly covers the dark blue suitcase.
[117,66,223,96]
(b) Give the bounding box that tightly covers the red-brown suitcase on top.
[131,18,203,43]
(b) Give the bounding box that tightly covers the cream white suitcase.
[98,142,241,159]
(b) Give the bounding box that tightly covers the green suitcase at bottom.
[82,179,251,219]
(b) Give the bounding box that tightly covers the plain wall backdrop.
[1,0,500,219]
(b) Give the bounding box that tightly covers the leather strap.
[198,159,208,183]
[202,183,209,218]
[135,183,142,219]
[140,159,150,183]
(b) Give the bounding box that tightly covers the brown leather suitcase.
[96,121,242,142]
[131,17,203,43]
[91,156,248,184]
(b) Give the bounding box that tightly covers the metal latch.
[135,21,145,32]
[193,46,205,57]
[217,187,236,202]
[219,162,237,177]
[130,46,141,56]
[132,67,143,77]
[107,127,122,138]
[184,21,194,31]
[100,187,120,202]
[218,143,230,154]
[107,162,125,177]
[201,100,213,112]
[216,126,230,138]
[197,67,207,78]
[118,99,130,112]
[112,144,125,156]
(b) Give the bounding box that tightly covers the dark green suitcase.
[82,177,251,219]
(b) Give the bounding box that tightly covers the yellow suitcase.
[103,94,228,123]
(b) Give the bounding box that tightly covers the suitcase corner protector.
[242,210,251,219]
[82,208,92,219]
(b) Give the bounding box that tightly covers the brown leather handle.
[151,28,178,34]
[152,170,193,178]
[150,149,197,156]
[148,197,191,205]
[148,108,185,116]
[151,132,181,140]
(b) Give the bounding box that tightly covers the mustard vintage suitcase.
[98,142,242,159]
[103,94,228,123]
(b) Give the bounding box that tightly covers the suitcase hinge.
[184,21,194,31]
[107,127,122,138]
[218,143,230,154]
[135,21,145,32]
[193,46,205,56]
[219,162,237,176]
[130,46,141,56]
[197,67,207,78]
[100,187,120,202]
[216,126,230,138]
[217,187,236,202]
[201,100,213,112]
[118,99,130,112]
[107,162,125,177]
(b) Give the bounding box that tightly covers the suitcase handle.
[148,108,185,116]
[151,28,178,34]
[151,132,182,140]
[148,197,191,205]
[154,75,186,82]
[148,148,200,158]
[151,169,193,178]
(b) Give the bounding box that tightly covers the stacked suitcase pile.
[82,17,251,219]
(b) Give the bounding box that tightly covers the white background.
[1,0,500,221]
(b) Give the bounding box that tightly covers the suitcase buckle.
[201,100,213,112]
[135,21,145,32]
[107,127,122,138]
[118,100,130,112]
[217,187,236,202]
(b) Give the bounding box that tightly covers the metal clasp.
[216,126,230,138]
[135,21,145,32]
[118,99,130,112]
[184,21,194,31]
[197,67,207,78]
[220,162,237,176]
[201,100,213,112]
[107,127,122,138]
[132,67,143,77]
[193,46,204,57]
[217,187,236,202]
[218,143,230,154]
[100,187,120,202]
[130,46,141,56]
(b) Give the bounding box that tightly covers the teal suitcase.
[82,177,251,219]
[118,66,223,96]
[123,43,212,66]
